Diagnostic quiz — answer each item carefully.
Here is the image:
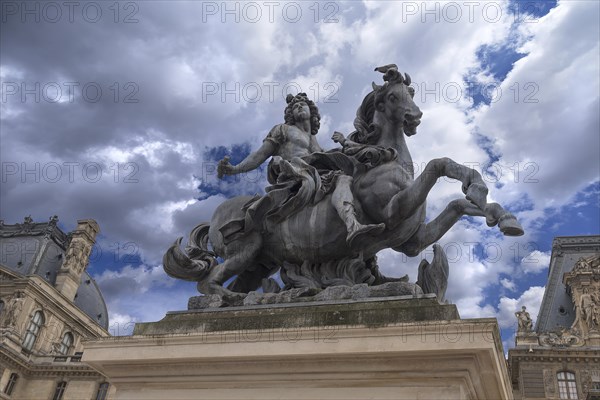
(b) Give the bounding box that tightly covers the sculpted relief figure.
[2,292,23,328]
[515,306,533,333]
[579,287,600,331]
[164,65,524,297]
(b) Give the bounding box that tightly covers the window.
[58,332,74,355]
[52,381,67,400]
[22,311,44,351]
[95,382,110,400]
[0,300,4,316]
[557,371,578,399]
[4,373,18,395]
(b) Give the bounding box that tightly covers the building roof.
[0,216,108,329]
[535,235,600,333]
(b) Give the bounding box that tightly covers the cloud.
[93,264,196,333]
[520,250,551,274]
[473,1,600,211]
[501,278,516,291]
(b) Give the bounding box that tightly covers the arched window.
[58,332,74,355]
[557,371,578,399]
[22,311,45,351]
[4,373,18,395]
[52,381,67,400]
[0,300,5,316]
[95,382,110,400]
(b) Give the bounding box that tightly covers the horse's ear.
[372,81,382,91]
[404,72,411,86]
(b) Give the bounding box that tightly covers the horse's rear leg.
[399,199,479,256]
[198,233,263,296]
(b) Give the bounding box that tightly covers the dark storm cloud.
[1,2,224,155]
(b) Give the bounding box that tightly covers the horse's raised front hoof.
[465,183,488,211]
[498,213,524,236]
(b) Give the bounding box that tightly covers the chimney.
[55,219,100,300]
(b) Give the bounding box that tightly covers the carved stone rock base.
[188,282,424,310]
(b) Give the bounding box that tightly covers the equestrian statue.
[163,65,524,298]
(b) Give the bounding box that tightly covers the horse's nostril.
[406,111,423,122]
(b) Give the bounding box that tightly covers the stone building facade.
[0,217,114,400]
[509,235,600,400]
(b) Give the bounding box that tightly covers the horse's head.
[372,65,422,136]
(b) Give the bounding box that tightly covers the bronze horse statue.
[164,66,523,295]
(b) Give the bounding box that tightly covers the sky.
[1,0,599,351]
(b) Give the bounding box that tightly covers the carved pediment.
[0,267,22,281]
[539,327,584,348]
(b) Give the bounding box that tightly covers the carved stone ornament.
[539,327,584,347]
[163,65,525,304]
[1,291,24,328]
[572,254,600,274]
[544,369,556,396]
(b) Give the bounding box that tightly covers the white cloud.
[520,250,551,274]
[501,278,516,291]
[107,313,138,336]
[94,264,175,295]
[473,1,600,211]
[93,264,196,333]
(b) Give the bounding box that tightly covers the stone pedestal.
[83,296,512,400]
[515,332,539,347]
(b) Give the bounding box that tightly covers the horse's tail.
[162,223,218,281]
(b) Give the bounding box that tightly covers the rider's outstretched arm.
[218,141,276,178]
[235,141,276,173]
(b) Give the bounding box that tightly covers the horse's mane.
[348,90,379,145]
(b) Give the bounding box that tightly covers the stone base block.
[83,297,512,400]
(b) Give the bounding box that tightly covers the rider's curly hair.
[284,93,320,136]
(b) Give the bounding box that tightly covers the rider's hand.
[217,156,236,179]
[332,131,346,146]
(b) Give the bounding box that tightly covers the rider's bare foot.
[347,223,386,248]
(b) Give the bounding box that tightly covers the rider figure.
[218,93,385,246]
